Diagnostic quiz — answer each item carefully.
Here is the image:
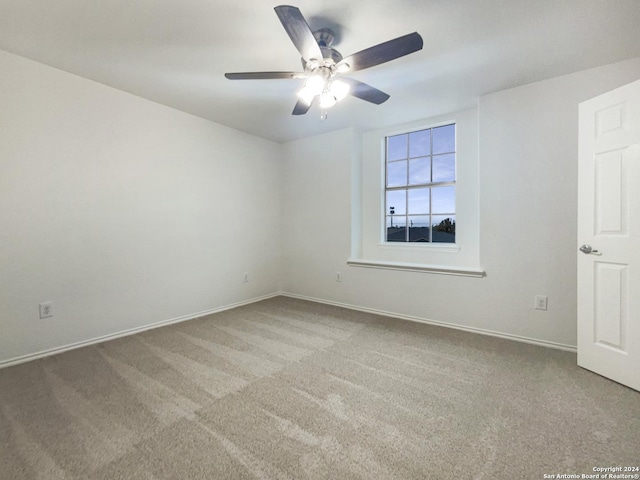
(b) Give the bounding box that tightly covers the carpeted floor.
[1,296,638,479]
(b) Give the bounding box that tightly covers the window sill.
[347,258,485,277]
[376,242,460,253]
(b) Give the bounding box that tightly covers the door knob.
[579,244,600,254]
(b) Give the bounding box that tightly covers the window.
[385,124,456,243]
[353,109,481,276]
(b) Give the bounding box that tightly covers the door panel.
[594,150,625,234]
[593,262,626,351]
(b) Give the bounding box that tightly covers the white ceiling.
[1,0,640,143]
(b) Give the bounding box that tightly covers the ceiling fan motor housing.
[319,46,342,64]
[313,28,336,48]
[314,28,343,64]
[301,28,343,71]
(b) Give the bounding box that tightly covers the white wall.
[281,128,356,297]
[3,49,640,366]
[282,57,640,349]
[0,51,282,364]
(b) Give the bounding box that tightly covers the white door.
[578,78,640,391]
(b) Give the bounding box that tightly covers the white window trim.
[352,108,483,275]
[347,259,485,277]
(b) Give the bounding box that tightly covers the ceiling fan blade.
[341,78,390,104]
[225,71,303,80]
[292,99,312,115]
[274,5,323,62]
[338,32,423,72]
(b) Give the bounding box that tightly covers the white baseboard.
[0,292,280,370]
[280,292,578,353]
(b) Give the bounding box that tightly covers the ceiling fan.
[225,5,423,119]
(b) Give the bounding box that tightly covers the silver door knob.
[579,244,599,254]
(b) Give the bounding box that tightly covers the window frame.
[384,124,457,244]
[351,109,482,276]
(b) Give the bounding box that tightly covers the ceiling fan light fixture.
[319,91,337,109]
[306,58,320,70]
[296,86,316,106]
[305,74,325,95]
[329,79,350,102]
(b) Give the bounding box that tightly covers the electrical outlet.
[535,295,548,311]
[336,271,342,282]
[243,272,249,283]
[39,302,53,318]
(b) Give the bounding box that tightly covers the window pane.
[408,187,429,214]
[432,186,455,213]
[387,161,407,187]
[386,216,407,228]
[432,124,455,154]
[409,130,430,158]
[386,190,406,215]
[408,157,430,185]
[432,154,455,183]
[432,215,456,243]
[387,134,408,161]
[408,215,430,242]
[386,216,406,242]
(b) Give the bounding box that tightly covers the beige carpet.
[1,296,638,479]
